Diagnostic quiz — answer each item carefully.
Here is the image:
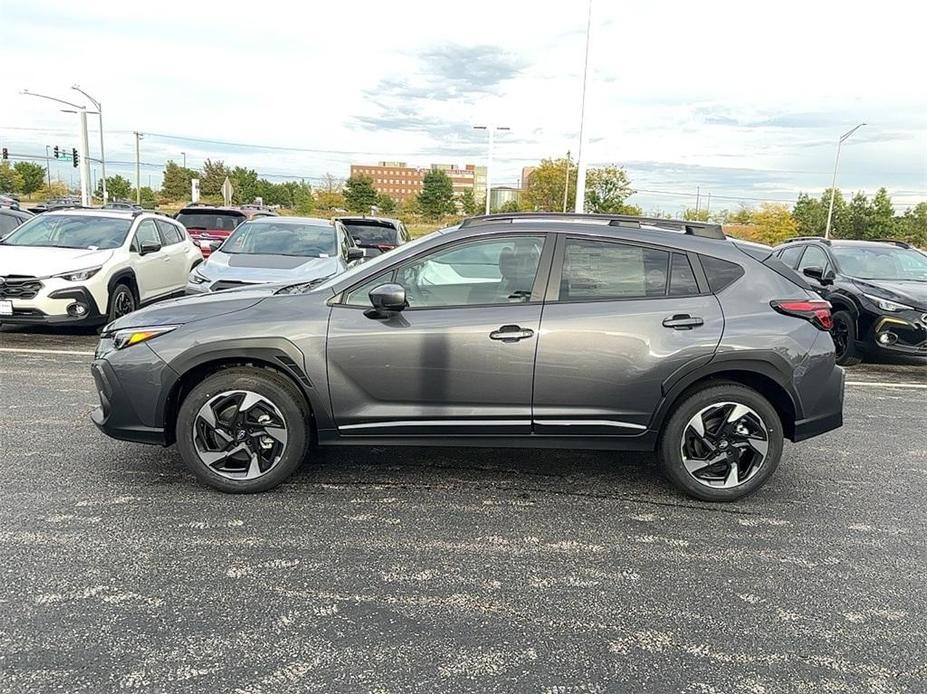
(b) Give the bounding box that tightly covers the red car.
[176,205,276,257]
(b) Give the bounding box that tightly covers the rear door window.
[778,245,804,268]
[176,212,244,231]
[700,256,745,293]
[559,239,670,301]
[669,253,700,296]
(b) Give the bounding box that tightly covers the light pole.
[474,125,510,214]
[72,85,107,202]
[22,89,93,206]
[181,151,186,168]
[44,145,51,188]
[573,0,593,214]
[133,132,144,205]
[562,150,571,212]
[824,123,866,239]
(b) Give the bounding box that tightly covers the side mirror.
[139,240,162,255]
[346,247,364,261]
[802,266,834,284]
[365,283,407,318]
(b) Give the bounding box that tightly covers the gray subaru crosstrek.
[91,213,844,501]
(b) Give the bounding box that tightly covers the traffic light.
[1,148,7,160]
[54,146,59,159]
[72,148,78,168]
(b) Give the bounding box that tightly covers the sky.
[1,0,925,214]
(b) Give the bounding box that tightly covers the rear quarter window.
[700,256,745,293]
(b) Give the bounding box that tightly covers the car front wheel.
[659,383,783,502]
[176,367,310,493]
[831,310,862,366]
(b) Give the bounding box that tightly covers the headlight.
[55,267,101,282]
[189,267,209,285]
[863,293,913,312]
[110,325,178,351]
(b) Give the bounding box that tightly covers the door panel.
[533,296,723,433]
[327,304,542,435]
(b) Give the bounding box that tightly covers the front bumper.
[864,314,927,356]
[0,286,103,325]
[90,346,177,446]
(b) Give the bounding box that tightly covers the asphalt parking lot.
[1,328,925,694]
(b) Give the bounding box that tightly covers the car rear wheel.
[831,310,862,366]
[659,383,783,502]
[176,367,310,493]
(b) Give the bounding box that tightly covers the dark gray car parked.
[91,213,844,501]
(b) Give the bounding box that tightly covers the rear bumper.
[791,364,845,442]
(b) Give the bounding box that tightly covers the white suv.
[0,209,202,327]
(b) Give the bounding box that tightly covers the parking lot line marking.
[846,380,927,390]
[0,347,95,356]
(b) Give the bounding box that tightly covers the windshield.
[221,221,337,257]
[176,212,245,232]
[0,215,131,250]
[832,246,927,281]
[308,227,452,294]
[343,222,400,246]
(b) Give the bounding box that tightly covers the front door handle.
[489,325,535,342]
[662,314,704,330]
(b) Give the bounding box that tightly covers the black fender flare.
[650,352,802,436]
[107,268,139,303]
[156,337,331,444]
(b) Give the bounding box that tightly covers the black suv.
[91,213,844,502]
[773,238,927,365]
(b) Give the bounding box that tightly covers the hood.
[852,278,927,310]
[105,285,277,331]
[200,252,341,284]
[0,246,114,277]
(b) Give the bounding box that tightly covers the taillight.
[770,299,833,331]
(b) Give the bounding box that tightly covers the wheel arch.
[107,268,139,305]
[159,345,323,446]
[653,360,800,441]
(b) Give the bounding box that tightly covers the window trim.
[336,232,554,311]
[544,234,709,305]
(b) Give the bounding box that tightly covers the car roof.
[775,238,912,249]
[41,208,175,222]
[249,215,335,226]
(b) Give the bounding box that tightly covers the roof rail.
[459,212,726,240]
[870,238,911,248]
[782,236,830,245]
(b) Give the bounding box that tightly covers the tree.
[845,191,872,239]
[292,182,315,215]
[13,161,45,195]
[819,188,848,238]
[230,166,259,205]
[316,190,346,212]
[791,192,825,236]
[418,169,455,219]
[682,208,710,222]
[584,165,634,213]
[457,189,477,215]
[522,156,574,212]
[750,203,798,246]
[868,187,896,239]
[899,202,927,247]
[200,159,230,197]
[96,175,132,201]
[133,186,158,208]
[377,193,396,214]
[161,160,197,201]
[37,181,69,200]
[0,162,23,193]
[343,174,379,213]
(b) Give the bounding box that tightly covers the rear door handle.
[490,325,535,342]
[663,314,704,330]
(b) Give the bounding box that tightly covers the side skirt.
[316,430,657,452]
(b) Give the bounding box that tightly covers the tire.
[107,282,136,323]
[175,367,310,493]
[831,310,862,366]
[658,383,784,502]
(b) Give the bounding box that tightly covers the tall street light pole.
[824,122,866,239]
[44,145,51,188]
[72,85,107,203]
[22,89,93,206]
[474,125,510,215]
[573,0,593,214]
[181,151,187,168]
[134,131,144,205]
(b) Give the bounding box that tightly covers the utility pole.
[825,123,866,239]
[134,131,143,205]
[695,186,700,214]
[473,125,510,214]
[44,145,51,188]
[181,151,186,168]
[706,192,711,215]
[573,0,593,214]
[72,86,107,203]
[562,150,572,213]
